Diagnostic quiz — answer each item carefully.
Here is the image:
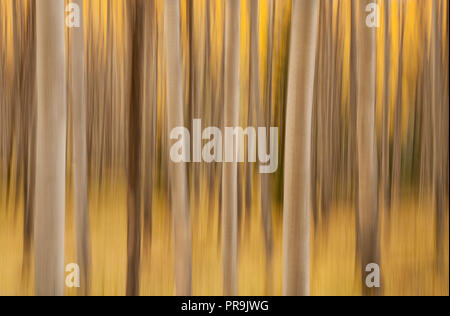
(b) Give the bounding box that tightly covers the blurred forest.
[0,0,448,296]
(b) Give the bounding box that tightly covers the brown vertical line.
[126,0,144,297]
[222,0,240,296]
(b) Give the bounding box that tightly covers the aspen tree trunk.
[420,41,432,200]
[205,0,216,217]
[245,0,261,226]
[186,0,194,208]
[214,1,225,248]
[191,0,207,204]
[381,0,391,214]
[431,0,444,268]
[283,0,319,296]
[311,10,321,228]
[391,4,405,210]
[260,0,275,294]
[312,0,326,226]
[0,2,12,213]
[70,0,90,294]
[35,0,67,296]
[165,0,192,296]
[332,1,343,202]
[245,0,260,216]
[126,0,144,296]
[222,0,240,296]
[18,0,36,284]
[348,0,359,205]
[10,3,21,210]
[320,0,333,222]
[143,0,156,248]
[335,2,344,196]
[5,2,17,209]
[356,0,380,296]
[443,6,450,206]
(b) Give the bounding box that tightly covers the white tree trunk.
[35,0,67,296]
[164,0,192,296]
[70,0,90,294]
[283,0,319,296]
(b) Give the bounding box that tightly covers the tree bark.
[283,0,319,296]
[356,0,380,296]
[35,0,67,296]
[70,0,91,295]
[126,0,144,296]
[165,0,192,296]
[15,0,36,285]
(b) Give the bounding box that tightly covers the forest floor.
[0,174,448,296]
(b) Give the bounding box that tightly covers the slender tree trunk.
[443,8,449,205]
[333,1,343,201]
[165,0,192,296]
[5,5,16,210]
[126,0,144,296]
[215,2,225,248]
[245,0,260,218]
[260,0,275,294]
[431,0,444,268]
[312,0,326,227]
[70,0,91,295]
[348,0,358,205]
[381,0,391,214]
[420,41,432,200]
[187,0,195,210]
[35,0,67,296]
[321,0,333,223]
[356,0,380,296]
[391,3,405,209]
[311,39,319,228]
[18,0,36,285]
[143,0,156,248]
[11,3,22,210]
[222,0,240,296]
[283,0,319,296]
